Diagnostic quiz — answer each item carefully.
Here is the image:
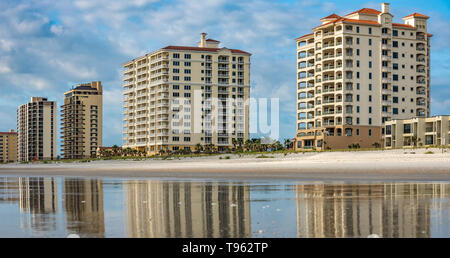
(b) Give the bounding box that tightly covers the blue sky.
[0,0,449,147]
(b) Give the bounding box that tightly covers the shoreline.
[1,149,450,181]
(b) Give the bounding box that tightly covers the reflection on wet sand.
[64,179,105,237]
[296,183,449,238]
[125,181,251,238]
[18,177,58,231]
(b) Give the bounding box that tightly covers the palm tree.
[112,145,120,156]
[195,143,202,154]
[232,138,237,151]
[284,139,291,150]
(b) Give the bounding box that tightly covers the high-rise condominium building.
[0,130,18,163]
[61,82,103,159]
[123,33,251,154]
[295,3,431,150]
[17,97,57,162]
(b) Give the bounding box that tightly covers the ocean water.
[0,176,449,238]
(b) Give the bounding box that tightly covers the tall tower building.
[61,81,103,159]
[122,33,251,155]
[0,130,18,163]
[295,3,431,150]
[17,97,57,162]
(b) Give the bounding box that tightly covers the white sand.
[1,148,449,180]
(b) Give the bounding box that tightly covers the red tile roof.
[403,13,430,19]
[392,23,416,29]
[313,18,380,30]
[295,33,314,41]
[0,132,18,135]
[206,39,220,42]
[162,46,251,55]
[345,8,381,17]
[321,14,341,20]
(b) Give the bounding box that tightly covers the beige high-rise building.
[385,115,450,148]
[61,82,103,159]
[295,3,431,150]
[123,33,251,155]
[17,97,57,162]
[0,130,18,163]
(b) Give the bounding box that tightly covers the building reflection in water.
[18,177,58,231]
[125,181,251,238]
[0,177,20,203]
[296,183,449,238]
[64,178,105,237]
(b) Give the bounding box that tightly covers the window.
[403,124,411,134]
[173,53,180,58]
[357,95,360,101]
[369,73,372,79]
[172,137,179,142]
[184,92,191,98]
[184,69,191,74]
[356,27,360,33]
[184,62,191,66]
[357,106,360,113]
[369,95,372,102]
[369,50,372,57]
[173,69,180,73]
[184,76,191,81]
[356,129,360,136]
[393,52,398,59]
[357,49,360,56]
[173,61,180,66]
[184,54,191,59]
[369,38,372,46]
[368,129,372,136]
[369,106,372,113]
[368,84,372,91]
[393,108,398,114]
[369,118,372,125]
[184,137,191,142]
[369,61,372,68]
[356,38,360,44]
[369,28,372,34]
[173,76,180,81]
[184,85,191,90]
[393,63,398,70]
[393,30,398,36]
[173,92,179,97]
[393,97,398,103]
[393,86,398,92]
[393,41,398,48]
[393,74,398,81]
[173,85,180,90]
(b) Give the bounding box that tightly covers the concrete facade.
[61,82,103,159]
[295,3,431,150]
[122,33,251,155]
[17,97,57,162]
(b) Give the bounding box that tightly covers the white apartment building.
[295,3,431,150]
[122,33,251,154]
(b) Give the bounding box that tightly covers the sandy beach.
[1,148,450,181]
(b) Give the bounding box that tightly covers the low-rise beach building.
[385,115,450,148]
[0,130,18,163]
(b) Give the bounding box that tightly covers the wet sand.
[1,149,450,181]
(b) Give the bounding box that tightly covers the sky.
[1,0,450,147]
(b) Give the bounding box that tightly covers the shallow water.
[0,176,449,238]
